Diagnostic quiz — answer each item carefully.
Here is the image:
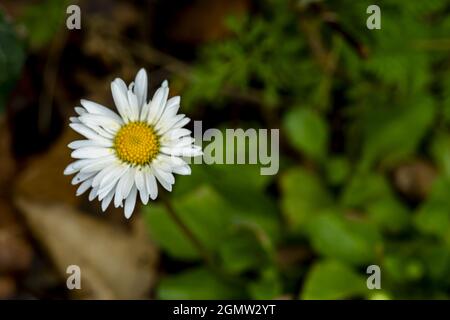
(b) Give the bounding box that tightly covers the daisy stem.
[162,197,214,266]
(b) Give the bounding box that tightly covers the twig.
[321,10,369,59]
[38,29,68,134]
[297,1,369,63]
[119,34,269,106]
[298,17,336,74]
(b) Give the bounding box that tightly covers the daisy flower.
[64,69,202,218]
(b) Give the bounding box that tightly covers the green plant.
[144,0,450,299]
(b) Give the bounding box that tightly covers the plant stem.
[162,197,214,266]
[161,198,249,288]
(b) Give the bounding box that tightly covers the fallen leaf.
[15,197,159,299]
[14,127,81,206]
[0,215,33,274]
[0,116,15,192]
[0,276,16,299]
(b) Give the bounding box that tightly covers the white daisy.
[64,69,202,218]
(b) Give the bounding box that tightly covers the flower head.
[64,69,202,218]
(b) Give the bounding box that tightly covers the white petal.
[79,155,116,173]
[152,156,172,172]
[98,165,127,190]
[160,145,202,157]
[71,147,112,159]
[98,165,128,200]
[154,165,175,184]
[64,159,95,175]
[72,171,96,185]
[162,137,195,148]
[155,97,180,130]
[124,186,137,219]
[152,166,174,191]
[171,116,190,130]
[121,168,136,199]
[69,123,112,145]
[99,178,119,201]
[145,172,158,200]
[68,139,112,149]
[127,90,139,121]
[134,68,148,109]
[157,154,186,167]
[80,99,123,123]
[64,165,78,175]
[161,128,191,142]
[76,178,94,196]
[79,114,122,134]
[114,168,134,207]
[101,189,115,212]
[79,119,115,140]
[158,114,189,135]
[88,186,99,201]
[140,102,151,122]
[147,82,169,125]
[111,79,130,122]
[92,165,117,187]
[74,106,86,116]
[172,165,191,175]
[114,187,123,208]
[135,169,149,205]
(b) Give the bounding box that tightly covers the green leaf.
[422,245,450,282]
[143,185,233,260]
[280,167,333,232]
[208,164,280,240]
[174,163,280,241]
[306,212,382,265]
[143,204,199,260]
[367,198,411,233]
[430,133,450,178]
[248,268,282,299]
[0,12,25,112]
[325,156,351,186]
[145,181,279,261]
[20,0,68,49]
[414,178,450,238]
[157,267,245,299]
[384,255,424,284]
[341,173,392,208]
[359,98,435,169]
[218,228,272,274]
[283,108,328,161]
[301,260,367,300]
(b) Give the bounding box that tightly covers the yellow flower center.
[114,122,160,166]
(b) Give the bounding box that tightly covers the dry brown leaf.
[0,117,33,278]
[0,116,15,193]
[168,0,250,44]
[0,219,33,274]
[0,276,16,299]
[14,127,81,206]
[15,197,159,299]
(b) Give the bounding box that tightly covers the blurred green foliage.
[0,0,68,112]
[20,0,69,49]
[0,12,24,112]
[146,0,450,300]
